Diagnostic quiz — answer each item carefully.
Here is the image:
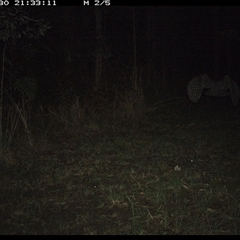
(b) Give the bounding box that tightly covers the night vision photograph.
[0,5,240,234]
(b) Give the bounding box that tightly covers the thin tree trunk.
[213,6,220,80]
[132,7,137,89]
[146,7,157,94]
[0,44,6,151]
[63,7,72,77]
[94,8,103,90]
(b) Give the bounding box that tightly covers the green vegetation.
[1,97,240,235]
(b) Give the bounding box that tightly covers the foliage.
[0,101,240,234]
[0,7,50,150]
[13,76,38,101]
[0,7,50,42]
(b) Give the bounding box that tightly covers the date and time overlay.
[0,0,111,6]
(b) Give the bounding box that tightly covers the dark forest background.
[2,6,240,106]
[2,6,240,234]
[1,5,240,145]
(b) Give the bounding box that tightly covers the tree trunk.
[132,7,137,89]
[94,8,103,90]
[213,6,220,80]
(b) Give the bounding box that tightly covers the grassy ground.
[1,98,240,234]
